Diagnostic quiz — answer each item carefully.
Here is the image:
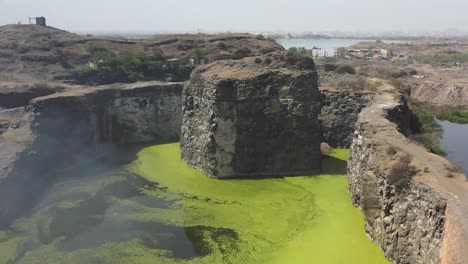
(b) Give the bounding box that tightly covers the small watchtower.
[28,17,47,27]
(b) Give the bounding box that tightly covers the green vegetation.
[408,99,447,156]
[0,144,389,264]
[437,109,468,124]
[430,145,447,156]
[335,65,356,75]
[376,68,406,79]
[192,48,205,64]
[72,43,193,85]
[255,34,266,40]
[282,48,315,69]
[408,99,441,134]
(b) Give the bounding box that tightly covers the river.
[277,38,410,49]
[0,143,389,264]
[437,120,468,175]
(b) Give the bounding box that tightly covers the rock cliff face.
[31,81,183,146]
[320,89,373,148]
[0,81,183,226]
[181,55,322,178]
[348,83,468,264]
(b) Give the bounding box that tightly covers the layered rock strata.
[181,55,322,178]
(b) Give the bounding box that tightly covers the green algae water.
[0,143,389,264]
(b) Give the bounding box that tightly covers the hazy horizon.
[1,0,467,35]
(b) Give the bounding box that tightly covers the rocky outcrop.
[348,82,468,264]
[0,83,59,110]
[320,89,373,147]
[181,55,322,178]
[410,82,468,107]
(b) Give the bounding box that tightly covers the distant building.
[324,49,337,58]
[36,17,46,26]
[312,48,325,58]
[381,49,389,58]
[29,16,47,27]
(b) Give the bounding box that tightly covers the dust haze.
[0,0,467,34]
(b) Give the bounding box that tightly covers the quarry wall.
[347,84,467,264]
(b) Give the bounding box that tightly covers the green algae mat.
[0,143,390,264]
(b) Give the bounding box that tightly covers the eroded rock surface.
[181,55,321,178]
[320,89,373,147]
[348,82,468,264]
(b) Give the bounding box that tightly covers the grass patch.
[437,109,468,124]
[408,99,441,134]
[429,145,447,156]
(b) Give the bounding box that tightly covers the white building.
[312,48,325,58]
[324,49,337,58]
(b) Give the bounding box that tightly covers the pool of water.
[0,143,389,264]
[437,120,468,174]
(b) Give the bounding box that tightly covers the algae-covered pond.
[0,143,389,264]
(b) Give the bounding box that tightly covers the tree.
[192,48,205,64]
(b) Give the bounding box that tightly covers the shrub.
[386,146,398,156]
[388,154,415,192]
[430,145,447,156]
[335,65,356,75]
[388,78,404,89]
[436,109,468,124]
[192,48,205,63]
[446,173,455,178]
[408,99,441,134]
[255,34,266,40]
[254,58,262,64]
[264,57,272,65]
[217,41,228,50]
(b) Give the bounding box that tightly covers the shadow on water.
[321,155,348,175]
[31,170,204,260]
[0,142,162,229]
[225,154,348,181]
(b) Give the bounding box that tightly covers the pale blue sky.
[0,0,466,34]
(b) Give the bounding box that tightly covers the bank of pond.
[0,143,389,264]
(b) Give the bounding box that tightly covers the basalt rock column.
[181,54,322,178]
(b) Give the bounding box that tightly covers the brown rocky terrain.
[407,65,468,107]
[0,24,282,84]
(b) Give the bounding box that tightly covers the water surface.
[437,120,468,174]
[0,143,389,264]
[277,38,409,49]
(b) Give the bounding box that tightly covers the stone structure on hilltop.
[181,54,322,178]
